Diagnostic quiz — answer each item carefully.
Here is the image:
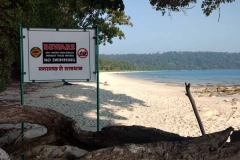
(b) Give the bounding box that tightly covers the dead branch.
[185,82,205,135]
[218,7,221,22]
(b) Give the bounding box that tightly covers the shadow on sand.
[24,83,149,131]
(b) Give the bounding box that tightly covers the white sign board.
[22,28,96,82]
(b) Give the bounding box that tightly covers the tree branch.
[185,82,205,135]
[218,7,221,22]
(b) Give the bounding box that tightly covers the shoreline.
[119,72,240,101]
[110,70,240,88]
[109,72,240,91]
[0,72,239,137]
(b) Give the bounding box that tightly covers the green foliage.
[201,0,235,16]
[149,0,235,17]
[0,0,132,92]
[100,52,240,71]
[75,3,133,45]
[149,0,197,16]
[100,58,136,71]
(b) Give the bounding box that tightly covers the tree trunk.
[0,105,240,159]
[79,137,240,160]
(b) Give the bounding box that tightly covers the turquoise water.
[120,70,240,86]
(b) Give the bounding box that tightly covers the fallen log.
[79,137,240,160]
[0,105,186,142]
[0,105,187,158]
[0,105,240,160]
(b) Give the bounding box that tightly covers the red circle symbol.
[77,48,88,58]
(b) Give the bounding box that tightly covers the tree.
[149,0,235,18]
[100,52,240,71]
[55,0,132,45]
[99,58,136,71]
[0,0,132,92]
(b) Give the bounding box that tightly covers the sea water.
[120,70,240,86]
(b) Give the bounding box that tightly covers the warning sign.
[22,28,95,82]
[42,43,77,64]
[30,47,41,58]
[77,48,88,59]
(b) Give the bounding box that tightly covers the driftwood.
[185,82,205,135]
[0,105,240,159]
[79,127,239,160]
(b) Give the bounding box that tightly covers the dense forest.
[99,58,136,71]
[100,52,240,71]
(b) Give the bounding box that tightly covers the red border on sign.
[77,48,88,59]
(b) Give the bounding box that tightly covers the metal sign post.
[19,24,24,106]
[19,23,26,160]
[19,24,25,139]
[96,25,100,132]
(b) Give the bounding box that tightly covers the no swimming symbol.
[77,48,88,59]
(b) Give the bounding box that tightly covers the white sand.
[96,72,240,137]
[1,72,240,137]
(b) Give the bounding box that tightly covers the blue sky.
[100,0,240,54]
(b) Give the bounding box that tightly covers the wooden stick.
[185,83,205,135]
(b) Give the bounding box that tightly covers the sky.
[100,0,240,54]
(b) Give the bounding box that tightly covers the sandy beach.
[1,72,240,137]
